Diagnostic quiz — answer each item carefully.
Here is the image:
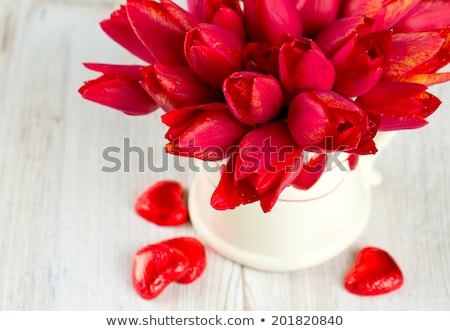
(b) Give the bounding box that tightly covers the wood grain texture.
[0,0,449,310]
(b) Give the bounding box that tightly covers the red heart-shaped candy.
[135,180,188,226]
[161,237,206,284]
[344,247,403,296]
[132,243,189,300]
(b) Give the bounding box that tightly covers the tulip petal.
[383,31,446,81]
[357,81,441,130]
[259,160,302,212]
[357,81,427,106]
[394,0,450,32]
[315,16,374,57]
[82,62,143,80]
[343,0,421,29]
[211,153,260,210]
[291,153,327,190]
[160,0,200,31]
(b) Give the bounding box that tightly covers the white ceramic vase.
[189,133,394,272]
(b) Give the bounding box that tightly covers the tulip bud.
[141,64,223,112]
[184,23,244,87]
[223,72,283,125]
[288,91,368,152]
[79,63,158,115]
[161,103,251,161]
[279,39,336,96]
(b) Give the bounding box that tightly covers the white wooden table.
[1,0,449,310]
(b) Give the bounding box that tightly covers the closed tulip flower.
[184,23,244,87]
[79,63,158,115]
[223,72,283,125]
[161,103,251,161]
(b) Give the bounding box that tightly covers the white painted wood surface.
[1,0,449,310]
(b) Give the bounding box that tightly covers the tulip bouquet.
[80,0,450,213]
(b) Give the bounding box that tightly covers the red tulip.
[332,30,392,97]
[223,72,283,125]
[279,38,336,96]
[357,81,441,131]
[211,121,303,212]
[383,30,450,86]
[243,0,302,43]
[161,103,251,161]
[184,23,244,87]
[140,64,222,112]
[79,63,158,115]
[126,0,199,66]
[294,0,344,37]
[100,5,156,64]
[287,91,371,153]
[394,0,450,32]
